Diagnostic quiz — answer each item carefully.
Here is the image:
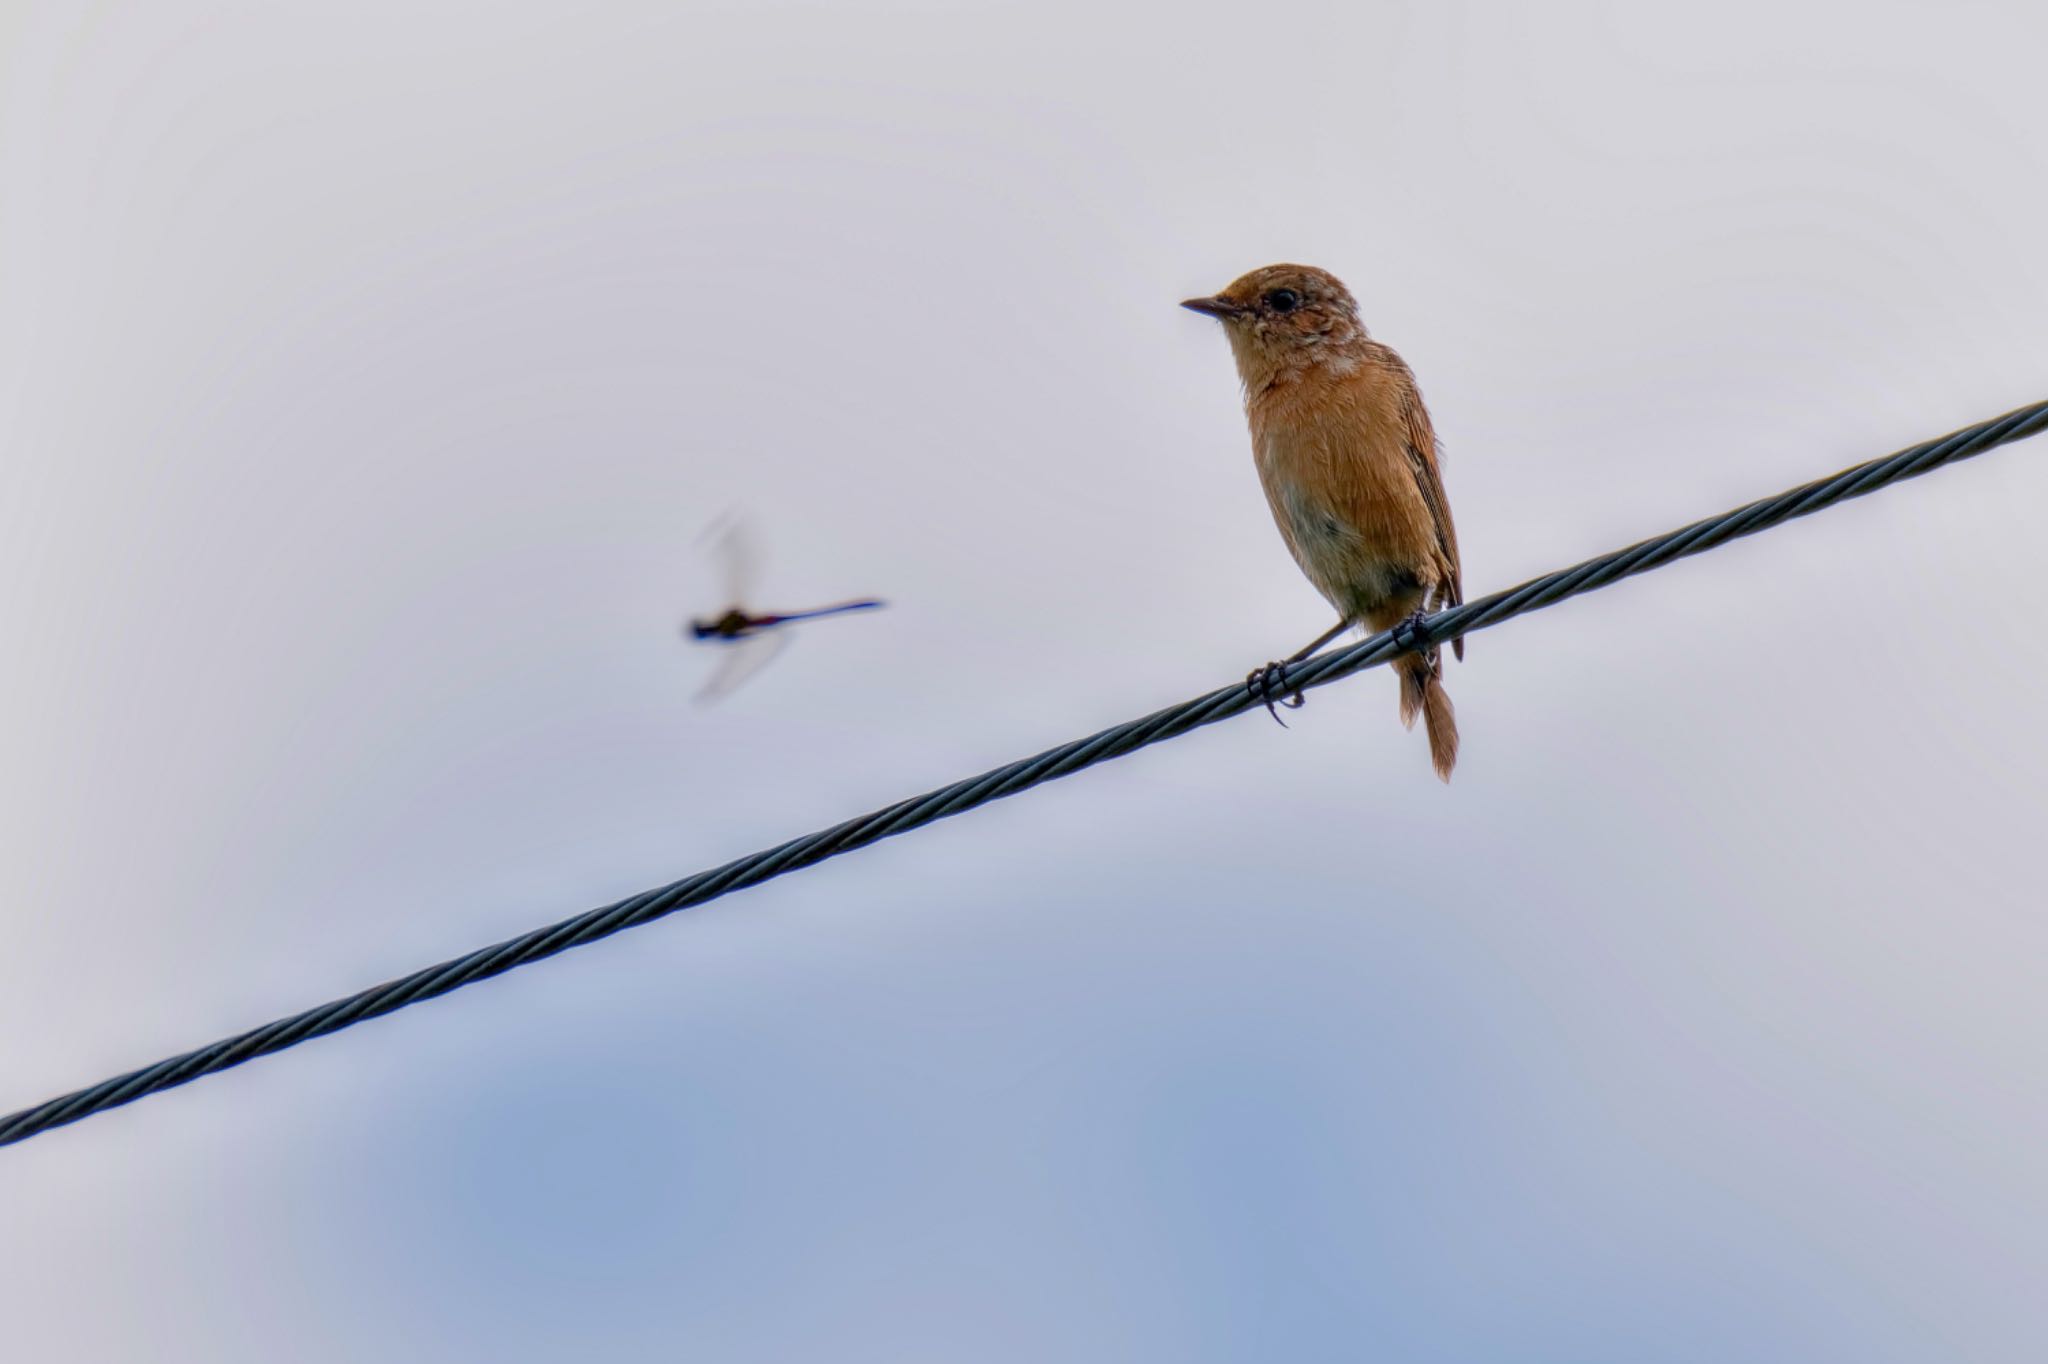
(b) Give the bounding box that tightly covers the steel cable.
[5,398,2044,1149]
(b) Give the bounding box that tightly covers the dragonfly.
[685,516,886,701]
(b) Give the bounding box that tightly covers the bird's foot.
[1390,611,1439,677]
[1390,609,1432,650]
[1246,660,1306,726]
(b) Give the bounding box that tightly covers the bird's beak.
[1180,295,1245,320]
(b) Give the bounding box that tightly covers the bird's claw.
[1391,611,1440,678]
[1246,661,1306,726]
[1390,610,1431,650]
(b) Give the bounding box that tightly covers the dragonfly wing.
[700,512,761,610]
[694,629,789,704]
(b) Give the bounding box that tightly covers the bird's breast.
[1249,383,1437,616]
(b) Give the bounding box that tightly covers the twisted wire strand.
[5,398,2044,1149]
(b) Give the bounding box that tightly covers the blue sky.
[4,2,2047,1359]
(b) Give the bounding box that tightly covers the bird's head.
[1181,263,1368,391]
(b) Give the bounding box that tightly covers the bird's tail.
[1396,652,1458,782]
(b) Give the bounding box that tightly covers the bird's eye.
[1265,289,1302,313]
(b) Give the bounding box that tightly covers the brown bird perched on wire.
[1183,264,1464,781]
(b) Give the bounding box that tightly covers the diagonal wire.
[4,398,2045,1150]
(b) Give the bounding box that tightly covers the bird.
[1182,264,1464,780]
[685,515,886,702]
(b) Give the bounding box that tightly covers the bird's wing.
[1393,366,1464,661]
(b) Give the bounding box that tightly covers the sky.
[4,1,2048,1359]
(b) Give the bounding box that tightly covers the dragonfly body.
[688,599,886,642]
[685,517,884,700]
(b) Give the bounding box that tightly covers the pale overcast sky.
[4,2,2048,1359]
